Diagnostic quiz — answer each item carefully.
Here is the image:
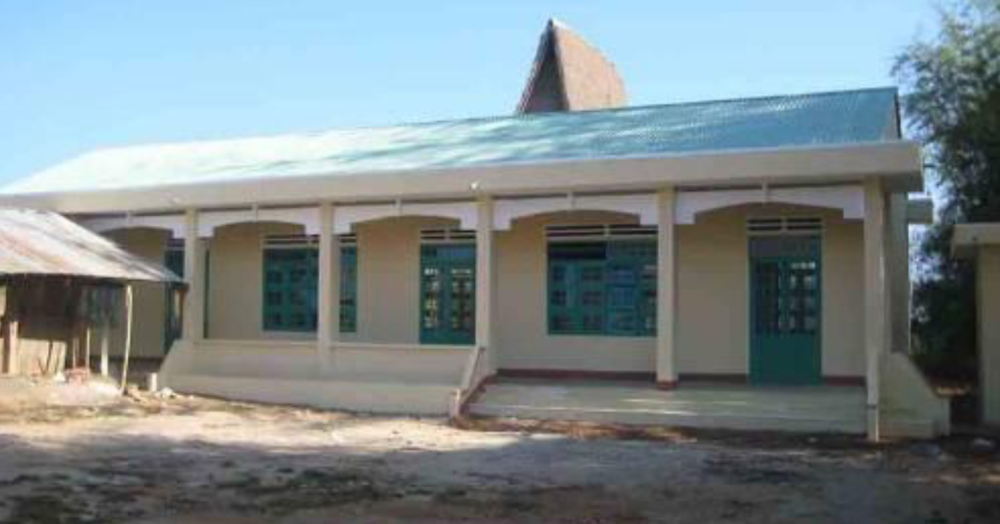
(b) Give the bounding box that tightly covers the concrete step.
[468,381,866,434]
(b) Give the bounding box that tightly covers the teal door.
[750,236,821,385]
[420,244,476,345]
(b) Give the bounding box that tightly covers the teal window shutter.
[547,239,657,337]
[339,246,358,333]
[263,248,318,332]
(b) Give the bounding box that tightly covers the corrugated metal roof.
[2,88,898,195]
[0,208,179,282]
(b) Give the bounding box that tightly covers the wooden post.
[70,322,79,370]
[656,187,678,388]
[84,327,91,373]
[120,284,134,392]
[100,317,110,377]
[5,319,18,375]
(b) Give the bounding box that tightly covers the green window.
[262,242,357,333]
[547,240,656,337]
[263,248,318,332]
[340,246,358,333]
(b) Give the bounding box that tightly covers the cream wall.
[208,222,307,341]
[107,228,172,359]
[676,204,866,379]
[352,216,458,344]
[206,217,458,344]
[979,246,1000,425]
[491,205,865,378]
[115,205,867,380]
[495,211,657,373]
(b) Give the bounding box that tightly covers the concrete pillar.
[317,202,341,353]
[978,246,1000,426]
[656,187,678,387]
[888,192,911,354]
[476,197,496,372]
[182,209,206,341]
[864,178,890,441]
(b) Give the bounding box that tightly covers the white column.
[656,187,678,387]
[863,178,890,442]
[476,197,496,371]
[182,209,206,341]
[317,202,341,353]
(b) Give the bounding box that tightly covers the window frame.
[546,234,657,338]
[260,235,357,334]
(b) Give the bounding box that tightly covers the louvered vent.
[263,234,355,248]
[420,228,476,243]
[747,217,823,235]
[546,224,657,241]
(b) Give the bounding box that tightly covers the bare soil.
[0,387,997,523]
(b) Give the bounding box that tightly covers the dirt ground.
[0,384,998,523]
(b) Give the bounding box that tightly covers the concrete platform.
[469,379,867,434]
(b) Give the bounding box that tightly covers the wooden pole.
[84,327,91,374]
[1,317,9,375]
[70,322,79,371]
[6,320,18,375]
[120,284,134,392]
[100,317,110,377]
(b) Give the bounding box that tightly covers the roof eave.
[0,141,923,215]
[952,223,1000,258]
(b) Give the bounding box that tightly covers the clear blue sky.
[0,0,939,186]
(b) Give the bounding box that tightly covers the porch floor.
[468,378,867,434]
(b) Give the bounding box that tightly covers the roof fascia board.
[952,223,1000,258]
[1,141,923,214]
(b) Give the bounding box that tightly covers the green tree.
[893,0,1000,384]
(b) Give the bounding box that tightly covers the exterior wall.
[353,216,458,344]
[206,217,457,344]
[675,204,865,380]
[208,222,305,341]
[979,246,1000,425]
[6,284,71,376]
[106,228,172,358]
[495,211,656,373]
[132,204,866,382]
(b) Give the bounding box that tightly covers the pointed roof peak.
[547,17,570,29]
[516,19,627,114]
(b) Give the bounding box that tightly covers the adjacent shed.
[0,208,179,383]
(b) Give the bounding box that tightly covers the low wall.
[881,352,950,438]
[159,339,471,415]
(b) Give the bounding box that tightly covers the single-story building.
[953,223,1000,427]
[0,21,949,439]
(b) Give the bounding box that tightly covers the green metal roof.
[3,87,899,195]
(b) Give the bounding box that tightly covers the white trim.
[198,207,320,237]
[493,193,658,230]
[259,207,320,235]
[675,185,865,224]
[332,201,477,234]
[82,214,186,238]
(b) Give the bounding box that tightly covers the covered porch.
[469,378,867,434]
[75,181,939,438]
